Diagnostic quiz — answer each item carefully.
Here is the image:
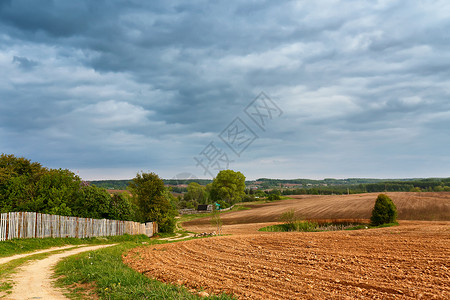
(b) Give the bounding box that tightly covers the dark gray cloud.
[0,0,449,179]
[12,55,37,69]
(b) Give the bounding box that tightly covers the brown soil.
[183,192,450,234]
[124,221,450,299]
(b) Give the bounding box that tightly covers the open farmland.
[124,192,450,299]
[183,192,450,234]
[124,221,450,299]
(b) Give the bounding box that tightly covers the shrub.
[267,193,282,201]
[280,209,297,224]
[216,199,231,209]
[370,194,398,226]
[242,194,257,202]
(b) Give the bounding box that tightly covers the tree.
[184,182,207,204]
[210,208,223,235]
[0,154,44,212]
[72,185,112,219]
[108,192,137,221]
[128,172,176,233]
[210,170,246,205]
[23,168,80,216]
[267,190,282,201]
[370,194,398,226]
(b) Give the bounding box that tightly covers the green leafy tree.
[370,194,398,226]
[0,154,144,221]
[0,154,43,212]
[210,170,246,205]
[184,182,207,204]
[128,172,176,233]
[72,185,112,219]
[23,168,80,215]
[108,192,137,221]
[210,208,223,235]
[267,190,282,201]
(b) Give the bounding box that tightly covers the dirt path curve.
[159,233,194,241]
[0,245,80,265]
[6,244,116,300]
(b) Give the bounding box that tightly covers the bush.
[280,209,297,224]
[158,216,176,233]
[242,194,257,202]
[216,199,231,209]
[370,194,398,226]
[267,193,281,201]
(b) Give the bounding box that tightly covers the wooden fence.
[0,212,157,241]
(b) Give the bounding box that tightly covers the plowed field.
[183,192,450,235]
[124,221,450,299]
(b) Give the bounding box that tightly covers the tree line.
[0,154,136,221]
[0,154,247,233]
[278,178,450,195]
[0,154,179,231]
[177,170,246,209]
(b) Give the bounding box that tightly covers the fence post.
[17,212,21,239]
[5,213,9,241]
[75,217,79,239]
[0,212,151,241]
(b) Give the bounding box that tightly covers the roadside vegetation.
[54,240,235,300]
[0,154,136,220]
[0,154,179,232]
[0,233,234,299]
[0,246,85,296]
[0,234,151,258]
[0,235,153,297]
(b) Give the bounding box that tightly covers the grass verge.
[0,235,154,297]
[177,204,249,224]
[0,234,151,258]
[54,240,235,299]
[259,221,399,232]
[346,222,399,230]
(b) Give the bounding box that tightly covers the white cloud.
[1,0,449,179]
[74,100,152,128]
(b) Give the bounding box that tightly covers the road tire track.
[5,244,116,300]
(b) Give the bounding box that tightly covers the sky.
[1,0,449,181]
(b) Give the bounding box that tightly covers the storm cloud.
[0,0,449,180]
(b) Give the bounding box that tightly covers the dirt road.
[0,245,79,265]
[124,221,450,299]
[5,244,115,300]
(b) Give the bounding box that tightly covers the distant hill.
[89,177,450,194]
[89,178,213,190]
[89,180,131,190]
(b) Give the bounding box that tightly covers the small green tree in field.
[210,208,223,235]
[280,209,300,231]
[370,194,398,226]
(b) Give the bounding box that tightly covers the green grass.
[54,241,235,300]
[259,221,399,232]
[0,234,151,258]
[238,196,289,205]
[0,235,155,296]
[345,222,399,230]
[177,204,250,224]
[259,221,320,232]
